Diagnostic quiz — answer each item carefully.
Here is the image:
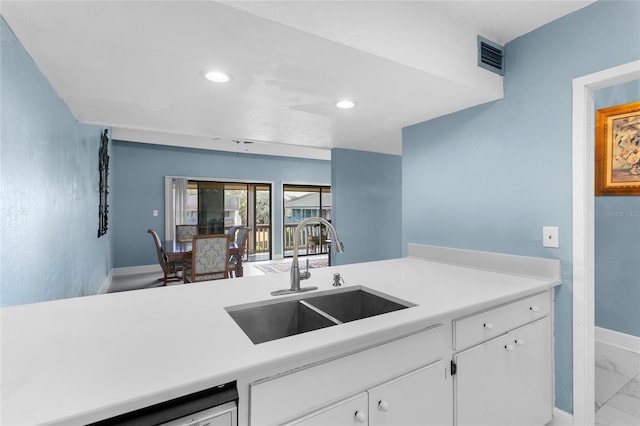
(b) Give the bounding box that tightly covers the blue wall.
[111,141,330,268]
[0,18,112,307]
[331,149,402,265]
[594,81,640,337]
[402,0,640,414]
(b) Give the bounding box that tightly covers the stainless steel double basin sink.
[226,286,415,344]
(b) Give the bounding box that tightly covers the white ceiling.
[2,1,593,159]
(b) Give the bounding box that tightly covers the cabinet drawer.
[453,291,550,350]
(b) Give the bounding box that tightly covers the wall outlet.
[543,226,559,248]
[153,209,158,217]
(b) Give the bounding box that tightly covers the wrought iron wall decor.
[98,129,110,237]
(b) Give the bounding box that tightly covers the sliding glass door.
[283,184,331,258]
[253,185,271,260]
[193,181,225,234]
[183,180,272,261]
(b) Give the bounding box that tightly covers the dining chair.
[229,227,251,278]
[184,234,231,283]
[226,225,238,241]
[147,228,183,285]
[314,225,329,253]
[176,224,198,242]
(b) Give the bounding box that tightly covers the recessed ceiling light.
[203,71,230,83]
[336,100,356,109]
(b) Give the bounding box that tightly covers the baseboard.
[97,269,113,294]
[595,326,640,353]
[112,264,162,276]
[551,407,573,425]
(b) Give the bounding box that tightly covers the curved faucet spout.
[271,217,344,296]
[294,217,344,255]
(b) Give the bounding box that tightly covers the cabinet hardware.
[354,410,367,423]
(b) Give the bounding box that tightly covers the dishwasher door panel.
[163,401,237,426]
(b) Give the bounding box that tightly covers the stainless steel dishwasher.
[90,381,238,426]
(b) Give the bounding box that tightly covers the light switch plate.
[153,210,158,217]
[543,226,559,248]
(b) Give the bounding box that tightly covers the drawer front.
[453,291,550,350]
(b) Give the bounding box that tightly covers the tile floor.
[595,341,640,426]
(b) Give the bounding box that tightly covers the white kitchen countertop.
[0,245,561,425]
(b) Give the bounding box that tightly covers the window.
[167,178,272,261]
[283,184,331,257]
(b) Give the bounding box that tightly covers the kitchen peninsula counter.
[0,244,561,425]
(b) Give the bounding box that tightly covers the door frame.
[571,60,639,425]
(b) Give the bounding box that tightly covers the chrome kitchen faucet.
[271,217,344,296]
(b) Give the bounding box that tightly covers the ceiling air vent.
[477,36,504,76]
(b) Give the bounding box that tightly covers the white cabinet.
[249,290,554,426]
[453,291,553,426]
[250,326,448,425]
[288,361,451,426]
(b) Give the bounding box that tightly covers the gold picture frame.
[595,100,640,196]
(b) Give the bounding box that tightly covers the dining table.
[162,239,244,278]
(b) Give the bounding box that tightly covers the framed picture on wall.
[595,100,640,196]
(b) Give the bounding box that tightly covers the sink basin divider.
[298,300,343,325]
[226,286,415,344]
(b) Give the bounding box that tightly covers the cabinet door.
[368,360,452,426]
[454,317,552,426]
[286,393,368,426]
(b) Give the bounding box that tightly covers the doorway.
[282,184,331,258]
[572,60,640,425]
[189,181,272,261]
[166,178,272,261]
